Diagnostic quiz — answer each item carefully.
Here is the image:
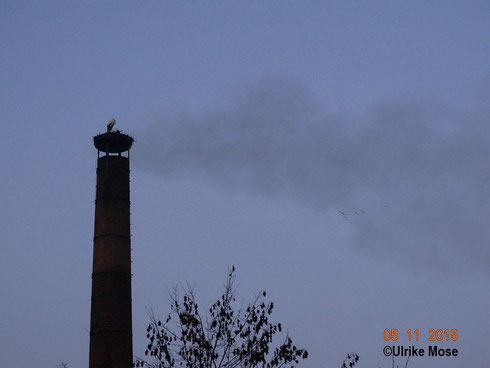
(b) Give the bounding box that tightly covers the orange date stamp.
[383,328,459,342]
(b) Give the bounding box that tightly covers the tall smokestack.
[90,126,134,368]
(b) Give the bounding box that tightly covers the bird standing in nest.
[107,118,116,132]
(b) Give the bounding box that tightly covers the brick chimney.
[90,128,134,368]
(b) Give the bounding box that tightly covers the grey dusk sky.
[1,2,489,368]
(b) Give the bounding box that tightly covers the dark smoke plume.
[134,76,489,274]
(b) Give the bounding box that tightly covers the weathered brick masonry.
[90,131,133,368]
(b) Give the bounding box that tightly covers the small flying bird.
[107,118,116,132]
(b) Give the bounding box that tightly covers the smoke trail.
[134,76,490,274]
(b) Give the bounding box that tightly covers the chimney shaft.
[90,131,134,368]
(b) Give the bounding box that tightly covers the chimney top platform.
[93,131,134,153]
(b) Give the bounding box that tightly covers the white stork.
[107,118,116,132]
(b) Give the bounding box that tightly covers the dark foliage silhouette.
[341,352,359,368]
[134,267,307,368]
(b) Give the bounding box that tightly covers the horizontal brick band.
[92,270,131,277]
[95,197,130,202]
[93,233,131,240]
[91,294,132,301]
[90,329,132,335]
